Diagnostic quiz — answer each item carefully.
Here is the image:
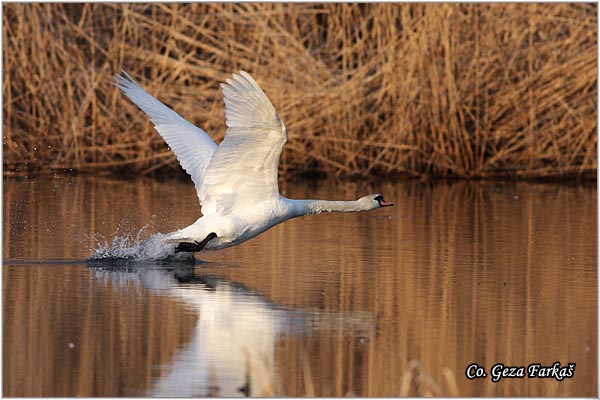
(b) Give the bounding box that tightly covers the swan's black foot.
[175,232,217,253]
[175,242,200,253]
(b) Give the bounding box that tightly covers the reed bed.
[3,3,597,179]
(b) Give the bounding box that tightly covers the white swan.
[114,71,393,253]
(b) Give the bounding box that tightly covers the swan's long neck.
[288,199,367,216]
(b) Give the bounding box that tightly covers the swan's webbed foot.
[175,242,201,253]
[174,232,217,253]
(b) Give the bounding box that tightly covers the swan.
[114,70,393,253]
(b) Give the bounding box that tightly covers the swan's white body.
[115,71,392,253]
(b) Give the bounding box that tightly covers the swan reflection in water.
[90,261,375,397]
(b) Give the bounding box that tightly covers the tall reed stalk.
[3,3,597,178]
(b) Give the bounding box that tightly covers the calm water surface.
[2,175,597,396]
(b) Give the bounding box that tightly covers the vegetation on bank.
[3,3,597,179]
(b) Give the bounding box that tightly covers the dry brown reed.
[3,3,597,179]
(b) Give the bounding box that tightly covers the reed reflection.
[3,176,597,397]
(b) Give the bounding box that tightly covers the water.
[3,175,597,396]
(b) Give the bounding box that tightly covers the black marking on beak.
[375,195,394,207]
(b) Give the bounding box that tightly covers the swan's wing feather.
[114,71,218,198]
[199,71,287,216]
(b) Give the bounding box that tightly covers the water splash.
[91,226,193,261]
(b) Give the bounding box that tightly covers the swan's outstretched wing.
[199,71,287,216]
[114,71,218,198]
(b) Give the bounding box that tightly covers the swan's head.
[359,194,394,210]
